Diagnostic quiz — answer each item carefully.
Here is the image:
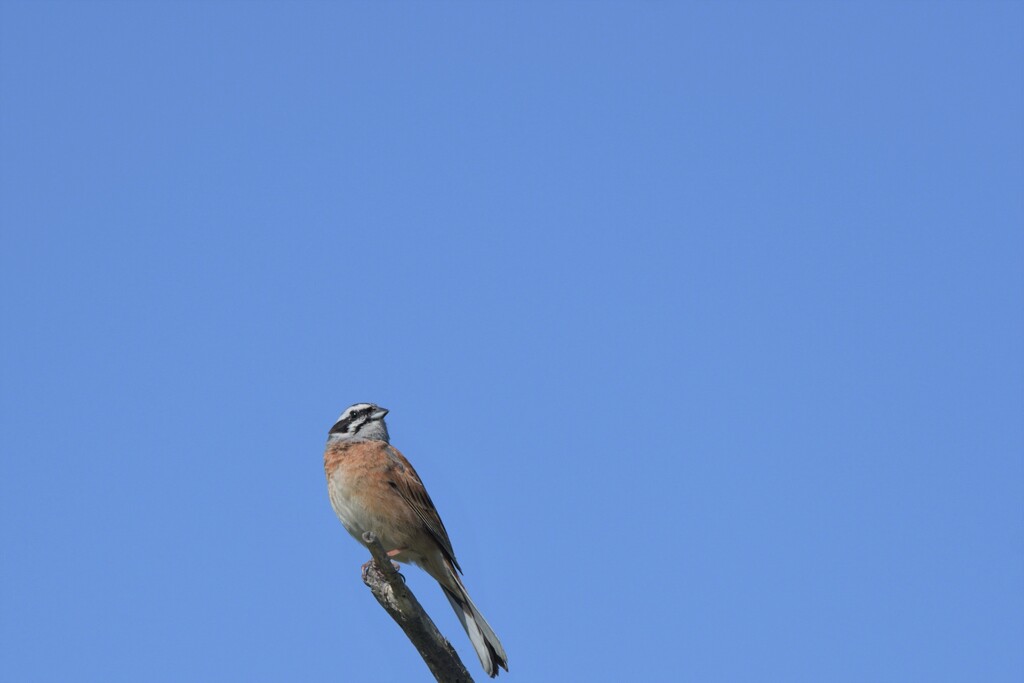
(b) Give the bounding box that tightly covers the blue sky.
[1,2,1022,681]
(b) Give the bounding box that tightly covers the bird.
[324,402,508,677]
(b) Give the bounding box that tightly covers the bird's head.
[328,403,390,443]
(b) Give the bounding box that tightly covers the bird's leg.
[359,547,405,572]
[359,532,404,577]
[385,548,405,573]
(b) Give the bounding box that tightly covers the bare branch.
[360,531,475,683]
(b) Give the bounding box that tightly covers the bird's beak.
[371,407,389,420]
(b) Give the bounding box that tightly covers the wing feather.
[382,444,462,574]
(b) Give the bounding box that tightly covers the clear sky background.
[1,2,1022,681]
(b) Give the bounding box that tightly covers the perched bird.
[324,403,508,677]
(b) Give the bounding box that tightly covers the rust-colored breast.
[323,440,351,478]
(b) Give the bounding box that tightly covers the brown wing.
[382,444,462,574]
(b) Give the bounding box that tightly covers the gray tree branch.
[360,531,475,683]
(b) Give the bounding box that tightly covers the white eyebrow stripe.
[336,403,375,423]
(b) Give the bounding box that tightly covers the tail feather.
[441,583,508,678]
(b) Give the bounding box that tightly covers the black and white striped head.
[328,403,390,443]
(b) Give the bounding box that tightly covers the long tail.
[440,571,508,677]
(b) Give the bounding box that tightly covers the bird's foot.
[361,557,403,576]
